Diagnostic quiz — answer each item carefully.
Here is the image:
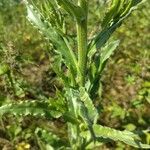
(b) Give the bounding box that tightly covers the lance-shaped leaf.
[81,124,150,149]
[65,88,84,145]
[65,88,80,119]
[38,0,62,28]
[0,100,62,119]
[79,87,98,124]
[56,0,86,22]
[24,1,78,74]
[98,40,120,73]
[89,40,119,97]
[66,88,98,124]
[66,88,97,140]
[88,0,143,58]
[102,0,121,28]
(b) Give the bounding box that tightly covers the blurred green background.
[0,0,150,149]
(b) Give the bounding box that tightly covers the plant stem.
[77,0,88,86]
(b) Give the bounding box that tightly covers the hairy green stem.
[77,0,88,86]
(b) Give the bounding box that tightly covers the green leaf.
[63,112,80,124]
[38,0,62,28]
[52,54,69,85]
[35,127,65,149]
[81,124,150,149]
[89,40,119,98]
[0,100,62,119]
[65,88,81,146]
[56,0,86,22]
[88,0,143,58]
[65,88,80,118]
[99,40,120,72]
[102,0,143,28]
[79,87,98,124]
[66,87,97,124]
[25,3,64,50]
[66,88,97,140]
[0,64,9,76]
[102,0,121,28]
[24,2,78,75]
[88,25,119,59]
